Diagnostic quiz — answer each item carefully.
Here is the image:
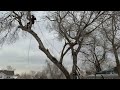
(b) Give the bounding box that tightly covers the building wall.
[0,72,14,79]
[0,73,7,79]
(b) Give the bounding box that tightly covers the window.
[7,76,10,78]
[0,76,2,78]
[0,74,3,78]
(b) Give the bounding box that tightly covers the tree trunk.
[95,65,101,73]
[26,30,71,79]
[113,46,120,77]
[72,50,78,79]
[95,61,102,73]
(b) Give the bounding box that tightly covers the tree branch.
[59,41,68,64]
[13,11,71,79]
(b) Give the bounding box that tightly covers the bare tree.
[34,71,48,79]
[47,11,111,79]
[81,35,107,73]
[18,71,47,79]
[18,61,65,79]
[101,11,120,77]
[6,65,15,71]
[18,73,33,79]
[0,11,111,79]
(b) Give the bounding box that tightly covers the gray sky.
[0,11,73,74]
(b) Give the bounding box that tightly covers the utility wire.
[36,22,60,54]
[27,21,60,67]
[27,33,32,65]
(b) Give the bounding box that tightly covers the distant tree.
[18,73,32,79]
[81,35,107,73]
[29,70,36,79]
[18,61,65,79]
[34,71,48,79]
[101,11,120,77]
[6,65,15,71]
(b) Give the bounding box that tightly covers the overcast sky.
[0,11,74,74]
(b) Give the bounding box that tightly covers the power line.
[36,22,60,54]
[27,24,36,66]
[27,35,32,65]
[26,22,60,66]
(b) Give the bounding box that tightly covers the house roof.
[0,70,14,75]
